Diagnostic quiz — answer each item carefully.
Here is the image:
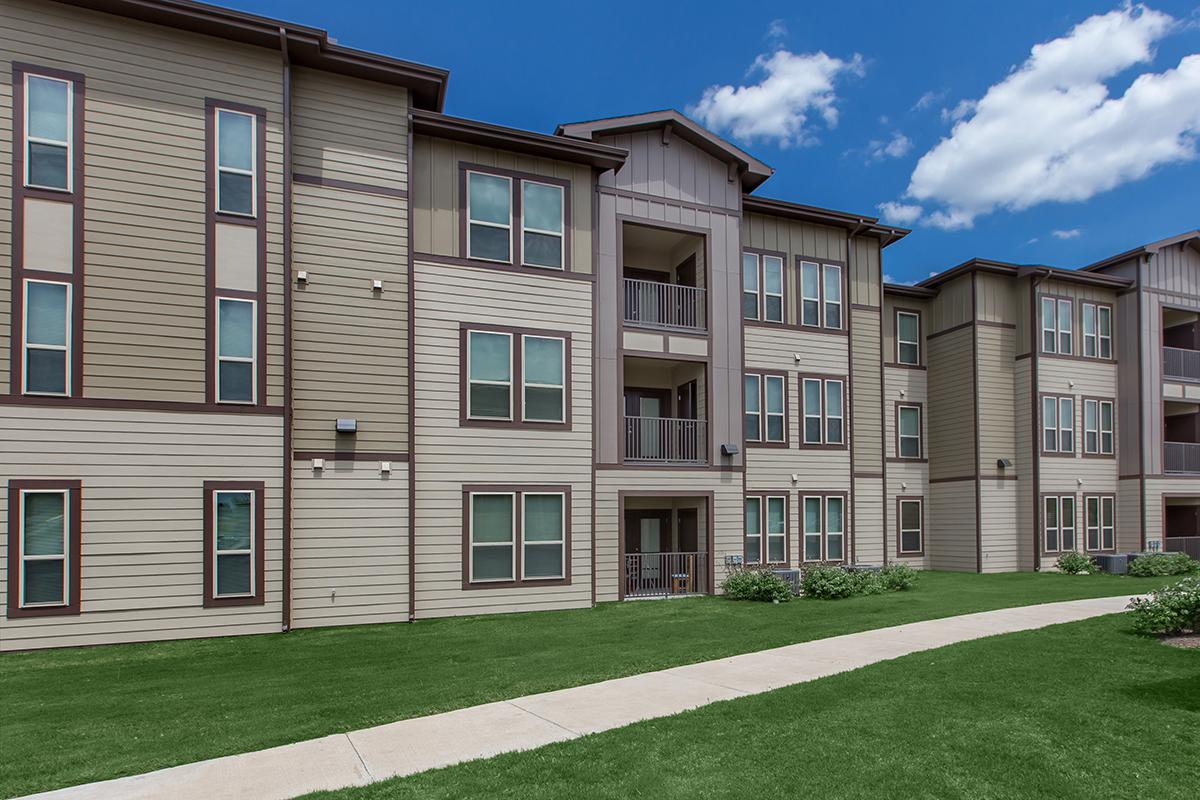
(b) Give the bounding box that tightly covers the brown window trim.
[1079,301,1115,362]
[744,369,789,448]
[893,307,923,367]
[11,64,86,399]
[458,162,572,273]
[461,484,572,589]
[459,322,572,430]
[794,256,848,335]
[797,373,849,450]
[205,98,268,407]
[1039,392,1076,457]
[798,491,848,564]
[1080,395,1116,459]
[202,480,266,608]
[1083,493,1117,553]
[6,479,82,618]
[1041,493,1077,555]
[895,495,925,557]
[890,401,926,462]
[742,248,787,325]
[1038,292,1075,357]
[744,492,790,566]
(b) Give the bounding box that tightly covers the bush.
[1056,551,1098,575]
[801,564,918,599]
[1127,578,1200,636]
[878,563,920,591]
[721,569,793,602]
[1127,552,1200,577]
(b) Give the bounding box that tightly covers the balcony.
[623,278,707,333]
[1163,347,1200,382]
[624,416,708,464]
[1164,442,1200,473]
[623,552,710,598]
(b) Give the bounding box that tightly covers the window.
[1041,296,1073,354]
[801,376,845,446]
[467,171,512,263]
[22,280,70,396]
[464,327,568,427]
[203,481,264,607]
[215,109,255,216]
[1042,395,1074,454]
[742,253,760,320]
[1085,496,1115,551]
[24,73,72,191]
[1082,303,1112,359]
[742,253,783,322]
[800,262,820,327]
[897,404,922,459]
[896,311,921,365]
[1044,495,1075,552]
[898,498,923,555]
[521,181,564,269]
[796,260,844,330]
[216,297,255,404]
[823,264,842,329]
[745,372,785,445]
[745,495,787,564]
[763,256,784,323]
[17,490,68,607]
[802,494,846,562]
[466,488,568,586]
[1083,399,1115,455]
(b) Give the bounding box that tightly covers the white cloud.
[939,99,976,123]
[870,131,913,160]
[766,19,788,42]
[691,49,865,147]
[902,4,1200,229]
[912,89,946,111]
[877,201,923,225]
[1052,228,1083,239]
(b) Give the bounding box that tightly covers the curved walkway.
[23,594,1138,800]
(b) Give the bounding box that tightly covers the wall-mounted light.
[997,458,1013,469]
[721,443,739,457]
[372,279,383,292]
[335,418,358,434]
[791,473,799,483]
[296,270,308,284]
[312,458,325,471]
[380,461,391,474]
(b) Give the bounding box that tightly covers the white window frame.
[822,264,843,330]
[744,496,762,565]
[1083,399,1115,455]
[1081,303,1113,360]
[521,334,565,423]
[802,377,844,446]
[802,495,822,563]
[896,310,920,365]
[215,296,257,405]
[22,278,72,397]
[897,404,922,459]
[520,179,564,271]
[1041,297,1074,355]
[211,490,256,599]
[469,491,517,584]
[466,330,513,421]
[744,373,762,443]
[762,255,784,324]
[802,377,822,445]
[742,253,761,321]
[898,498,923,555]
[825,496,845,562]
[765,495,786,564]
[1101,496,1115,551]
[18,489,69,608]
[23,73,73,192]
[1044,495,1075,553]
[800,261,820,327]
[521,492,565,580]
[1082,303,1097,359]
[747,373,786,444]
[1084,495,1116,552]
[466,171,513,264]
[1043,395,1074,453]
[215,108,257,218]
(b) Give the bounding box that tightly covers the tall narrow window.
[744,497,762,565]
[522,493,565,579]
[24,74,72,191]
[1085,496,1115,551]
[522,335,565,423]
[212,491,254,598]
[766,496,786,563]
[744,374,762,442]
[803,378,822,444]
[803,496,822,562]
[1060,496,1076,550]
[215,109,255,216]
[521,181,564,269]
[763,255,784,323]
[1082,303,1097,358]
[800,262,820,327]
[1083,399,1115,455]
[1040,297,1056,353]
[823,264,842,329]
[1057,298,1073,354]
[216,297,255,404]
[1097,305,1112,359]
[898,498,923,555]
[897,404,922,458]
[896,311,920,365]
[1042,395,1074,453]
[469,493,515,582]
[1101,496,1115,550]
[1045,496,1059,551]
[18,490,68,607]
[467,330,513,420]
[825,496,845,562]
[825,380,844,445]
[1100,400,1114,454]
[742,253,760,320]
[765,374,785,443]
[23,280,70,396]
[1044,496,1075,552]
[467,172,512,263]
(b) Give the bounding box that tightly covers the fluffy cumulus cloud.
[899,4,1200,230]
[691,48,864,147]
[867,131,913,160]
[877,201,923,226]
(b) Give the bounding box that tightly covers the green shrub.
[1056,551,1098,575]
[721,569,793,602]
[801,564,918,599]
[1127,552,1200,577]
[1127,578,1200,636]
[878,563,920,591]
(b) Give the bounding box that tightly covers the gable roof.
[742,195,910,247]
[556,110,774,191]
[1081,230,1200,273]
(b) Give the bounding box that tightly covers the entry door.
[677,508,698,553]
[625,388,670,460]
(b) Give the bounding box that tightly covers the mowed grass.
[0,571,1174,797]
[308,614,1200,800]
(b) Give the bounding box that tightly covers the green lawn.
[307,614,1200,800]
[0,572,1173,797]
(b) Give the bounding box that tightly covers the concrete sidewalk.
[23,594,1137,800]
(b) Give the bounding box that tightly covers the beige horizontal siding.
[882,294,929,365]
[0,406,282,651]
[0,60,11,390]
[853,477,883,564]
[1117,478,1142,551]
[979,480,1019,572]
[1015,361,1035,569]
[886,462,930,567]
[977,326,1017,479]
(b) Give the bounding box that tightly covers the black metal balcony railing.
[623,552,709,598]
[624,416,708,464]
[1165,536,1200,560]
[1163,347,1200,381]
[623,278,707,332]
[1164,441,1200,474]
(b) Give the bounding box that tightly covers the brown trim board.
[6,479,83,619]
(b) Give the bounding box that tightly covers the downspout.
[407,114,418,621]
[280,27,294,631]
[1029,269,1047,570]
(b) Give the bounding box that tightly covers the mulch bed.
[1161,633,1200,649]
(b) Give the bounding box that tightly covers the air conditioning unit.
[771,568,802,595]
[1093,553,1130,575]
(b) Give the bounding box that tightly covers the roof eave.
[883,283,936,298]
[412,110,628,171]
[920,259,1133,290]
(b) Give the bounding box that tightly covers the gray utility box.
[1093,553,1146,575]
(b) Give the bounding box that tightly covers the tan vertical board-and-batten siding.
[1,0,285,403]
[0,406,283,650]
[290,68,410,453]
[412,262,592,617]
[601,131,742,212]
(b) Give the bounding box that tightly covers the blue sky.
[230,0,1197,283]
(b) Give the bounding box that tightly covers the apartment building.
[1,0,1195,651]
